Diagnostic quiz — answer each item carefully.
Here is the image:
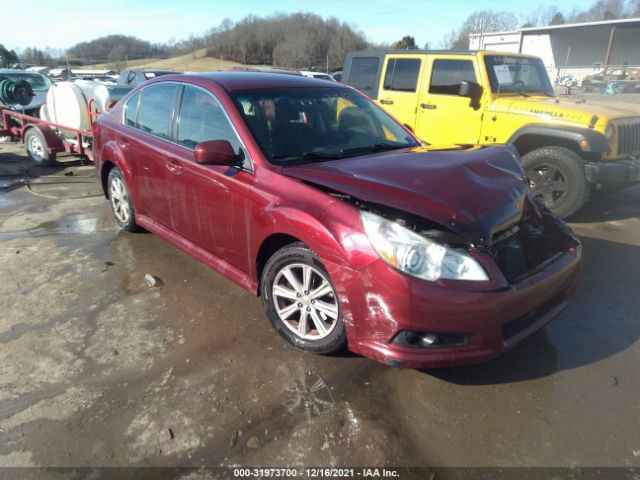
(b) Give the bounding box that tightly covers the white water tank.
[45,80,99,135]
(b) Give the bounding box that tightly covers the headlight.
[360,211,489,282]
[605,124,614,140]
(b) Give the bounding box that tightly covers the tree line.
[3,0,640,70]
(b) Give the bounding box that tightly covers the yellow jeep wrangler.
[342,50,640,218]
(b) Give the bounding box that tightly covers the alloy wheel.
[110,176,131,224]
[272,263,339,340]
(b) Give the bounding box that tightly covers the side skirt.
[136,214,258,295]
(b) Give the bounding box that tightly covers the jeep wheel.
[522,146,589,218]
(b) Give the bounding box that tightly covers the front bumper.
[327,245,582,369]
[585,158,640,185]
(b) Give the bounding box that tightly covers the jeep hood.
[283,145,527,246]
[491,96,640,125]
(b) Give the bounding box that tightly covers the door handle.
[380,99,394,105]
[166,158,183,173]
[420,103,437,110]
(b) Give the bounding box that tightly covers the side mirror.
[458,81,482,99]
[194,140,238,165]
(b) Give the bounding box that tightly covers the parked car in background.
[581,67,640,92]
[0,69,52,117]
[342,50,640,218]
[93,72,581,368]
[298,71,337,82]
[117,69,180,87]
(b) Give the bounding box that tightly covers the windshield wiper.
[340,143,409,155]
[272,151,342,162]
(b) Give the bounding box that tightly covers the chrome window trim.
[120,81,254,174]
[120,81,181,139]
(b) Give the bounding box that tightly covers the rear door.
[119,83,180,226]
[375,55,425,130]
[415,56,483,144]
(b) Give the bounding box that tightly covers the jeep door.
[415,56,483,144]
[375,55,425,131]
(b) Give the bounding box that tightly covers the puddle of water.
[0,212,116,242]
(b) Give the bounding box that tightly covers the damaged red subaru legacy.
[94,72,581,368]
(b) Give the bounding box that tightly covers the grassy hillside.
[84,48,243,72]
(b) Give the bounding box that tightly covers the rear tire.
[107,168,140,232]
[522,146,589,218]
[25,129,56,166]
[260,242,346,355]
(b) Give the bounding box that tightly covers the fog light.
[393,330,468,349]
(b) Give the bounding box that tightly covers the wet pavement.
[0,142,639,473]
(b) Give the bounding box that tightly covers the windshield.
[484,55,553,96]
[0,72,53,92]
[230,87,419,165]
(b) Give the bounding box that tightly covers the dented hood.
[283,145,527,246]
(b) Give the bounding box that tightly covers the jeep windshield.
[484,55,554,97]
[231,87,419,165]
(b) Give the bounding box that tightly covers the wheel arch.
[251,205,372,295]
[98,140,139,205]
[255,233,304,294]
[508,124,609,159]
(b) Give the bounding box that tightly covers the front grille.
[472,208,576,285]
[616,121,640,156]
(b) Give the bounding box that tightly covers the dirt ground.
[0,142,639,477]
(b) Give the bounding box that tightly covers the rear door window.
[136,83,179,139]
[124,92,140,127]
[429,60,477,95]
[347,57,380,96]
[383,59,421,92]
[176,86,241,151]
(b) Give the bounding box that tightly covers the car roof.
[159,72,347,91]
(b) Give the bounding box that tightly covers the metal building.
[469,18,640,84]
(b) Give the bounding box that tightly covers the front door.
[163,85,254,272]
[415,57,483,145]
[375,55,424,131]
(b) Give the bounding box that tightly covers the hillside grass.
[83,48,244,72]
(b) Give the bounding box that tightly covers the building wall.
[547,26,640,68]
[471,24,640,84]
[469,32,521,52]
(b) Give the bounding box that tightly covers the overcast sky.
[3,0,591,51]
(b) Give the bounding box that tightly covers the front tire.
[522,146,590,218]
[107,168,140,232]
[25,129,56,166]
[261,243,346,355]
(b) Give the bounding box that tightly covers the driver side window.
[177,86,242,152]
[429,60,477,95]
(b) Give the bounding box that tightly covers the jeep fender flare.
[506,124,609,154]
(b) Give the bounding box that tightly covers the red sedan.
[93,72,581,368]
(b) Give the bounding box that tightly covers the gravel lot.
[0,141,639,478]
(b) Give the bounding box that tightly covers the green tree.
[549,12,567,25]
[0,43,19,67]
[394,35,417,50]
